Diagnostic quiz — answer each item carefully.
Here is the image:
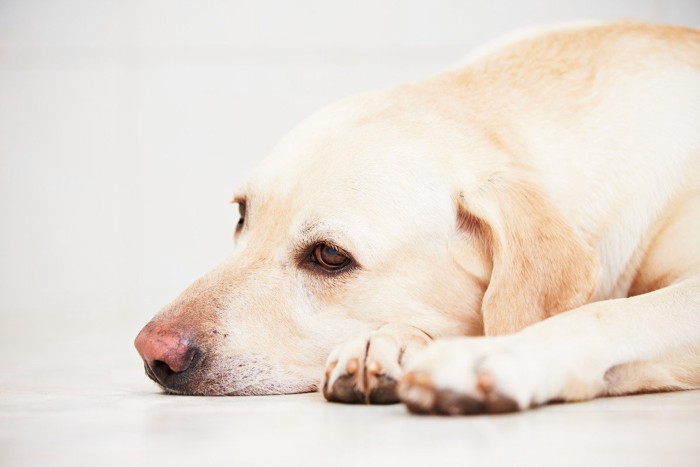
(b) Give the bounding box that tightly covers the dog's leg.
[398,274,700,415]
[322,323,432,404]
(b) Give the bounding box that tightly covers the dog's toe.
[322,357,401,404]
[367,374,399,404]
[323,372,365,403]
[322,325,432,405]
[322,335,403,404]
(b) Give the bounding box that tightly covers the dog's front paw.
[322,324,431,404]
[398,336,598,415]
[397,338,519,415]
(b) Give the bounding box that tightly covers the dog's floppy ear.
[458,173,599,336]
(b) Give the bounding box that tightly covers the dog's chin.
[162,383,319,396]
[158,382,319,396]
[147,368,319,396]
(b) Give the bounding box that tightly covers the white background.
[1,0,699,337]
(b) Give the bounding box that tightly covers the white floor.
[3,3,700,467]
[2,322,700,467]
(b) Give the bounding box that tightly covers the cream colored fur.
[137,21,700,413]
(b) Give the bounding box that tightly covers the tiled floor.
[1,323,699,467]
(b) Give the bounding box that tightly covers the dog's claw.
[346,358,359,376]
[324,360,337,378]
[366,359,382,376]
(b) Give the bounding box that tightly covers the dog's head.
[134,84,598,395]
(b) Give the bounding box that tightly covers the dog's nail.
[476,372,493,393]
[366,360,382,376]
[325,360,337,378]
[403,371,432,387]
[400,383,436,413]
[346,358,359,375]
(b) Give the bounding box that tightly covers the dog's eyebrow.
[299,219,321,236]
[295,219,359,253]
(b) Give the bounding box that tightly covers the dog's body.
[135,22,700,414]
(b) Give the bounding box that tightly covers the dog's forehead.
[234,89,481,255]
[247,158,450,247]
[245,92,457,210]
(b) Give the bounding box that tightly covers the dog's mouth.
[142,359,319,396]
[143,362,180,392]
[142,355,204,395]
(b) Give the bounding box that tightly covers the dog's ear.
[458,173,599,335]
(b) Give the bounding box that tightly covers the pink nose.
[134,321,199,389]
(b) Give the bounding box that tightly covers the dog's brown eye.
[237,202,246,229]
[313,244,350,270]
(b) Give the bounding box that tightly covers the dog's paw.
[398,336,602,415]
[397,338,520,415]
[322,324,431,404]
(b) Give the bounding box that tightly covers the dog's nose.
[134,322,199,387]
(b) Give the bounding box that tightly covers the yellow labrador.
[135,22,700,414]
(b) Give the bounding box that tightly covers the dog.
[134,21,700,415]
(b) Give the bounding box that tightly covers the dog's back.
[428,22,700,300]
